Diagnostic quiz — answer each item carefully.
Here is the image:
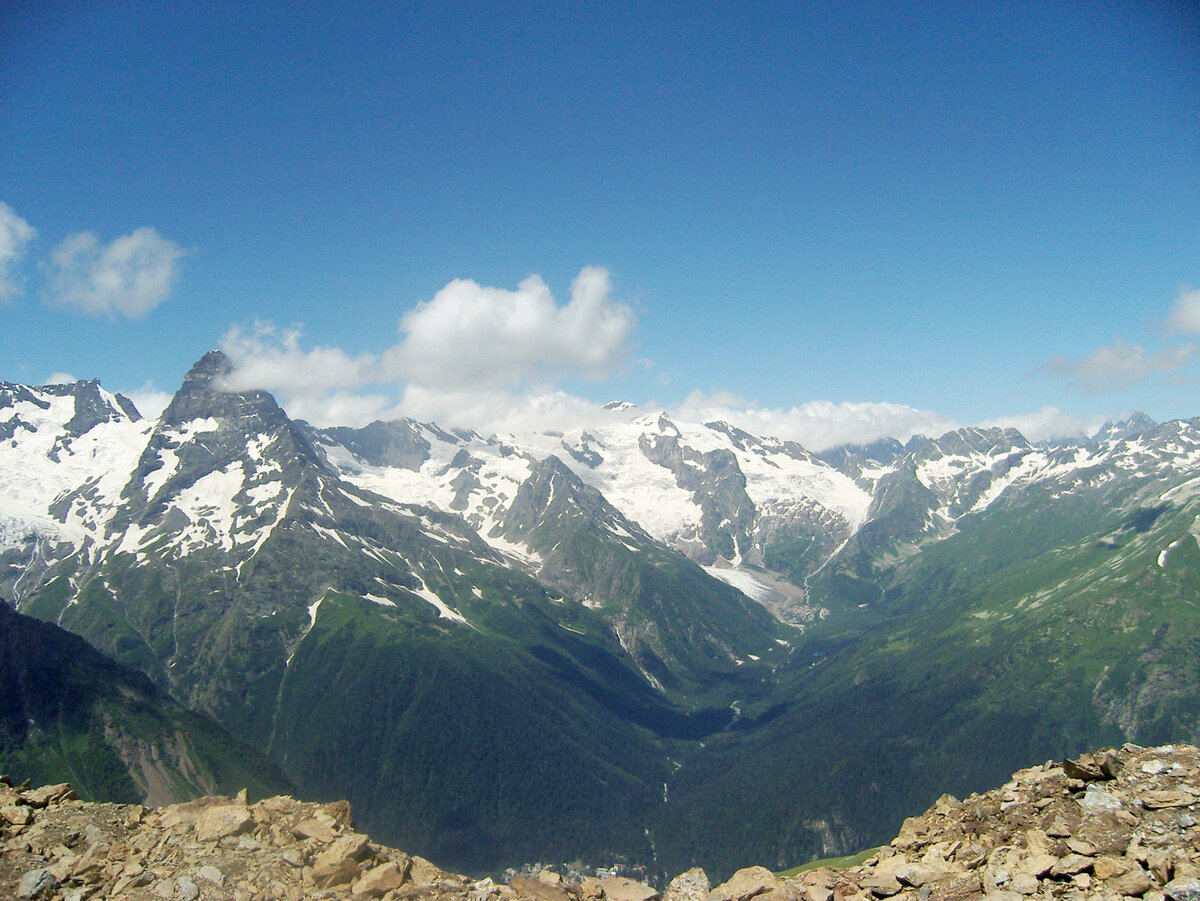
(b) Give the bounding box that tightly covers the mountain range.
[2,351,1198,880]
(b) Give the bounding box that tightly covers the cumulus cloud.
[0,202,36,301]
[221,268,636,427]
[1046,340,1198,394]
[221,322,377,395]
[47,227,184,318]
[380,267,634,389]
[43,372,77,385]
[125,383,174,420]
[219,322,387,426]
[219,319,624,431]
[1166,286,1200,335]
[671,391,959,452]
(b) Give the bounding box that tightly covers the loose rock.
[4,744,1200,901]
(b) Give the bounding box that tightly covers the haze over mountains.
[3,352,1199,880]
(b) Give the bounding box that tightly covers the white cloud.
[1166,286,1200,335]
[219,322,385,426]
[671,391,959,452]
[43,371,77,385]
[221,268,636,427]
[976,406,1107,442]
[221,273,970,443]
[221,322,377,394]
[272,390,395,428]
[47,227,184,318]
[124,383,174,420]
[380,266,634,389]
[1046,340,1198,393]
[396,383,611,436]
[0,202,36,301]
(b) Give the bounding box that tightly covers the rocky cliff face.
[6,743,1200,901]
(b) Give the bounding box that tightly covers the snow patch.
[702,565,771,601]
[402,566,471,625]
[363,593,397,607]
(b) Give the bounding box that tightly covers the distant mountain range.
[3,351,1199,880]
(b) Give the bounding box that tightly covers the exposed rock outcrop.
[776,743,1200,901]
[5,744,1200,901]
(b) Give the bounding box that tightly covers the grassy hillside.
[0,602,291,804]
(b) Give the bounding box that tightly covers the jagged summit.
[184,348,231,382]
[1091,411,1160,444]
[158,350,293,432]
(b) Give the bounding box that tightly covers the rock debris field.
[5,743,1200,901]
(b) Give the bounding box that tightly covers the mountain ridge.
[3,355,1197,879]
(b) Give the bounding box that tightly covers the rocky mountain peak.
[60,379,141,433]
[1091,412,1161,445]
[313,419,432,471]
[160,351,277,428]
[816,437,906,474]
[184,349,232,384]
[150,353,321,466]
[913,426,1030,462]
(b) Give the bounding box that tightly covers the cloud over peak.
[672,391,959,452]
[221,267,636,427]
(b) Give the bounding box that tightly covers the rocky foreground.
[5,743,1200,901]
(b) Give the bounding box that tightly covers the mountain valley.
[2,353,1199,880]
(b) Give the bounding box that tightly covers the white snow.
[287,593,327,666]
[328,413,874,564]
[174,463,244,553]
[702,566,772,601]
[404,569,470,625]
[484,532,545,570]
[1159,537,1185,568]
[311,523,349,548]
[0,387,153,549]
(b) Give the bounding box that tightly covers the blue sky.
[2,0,1197,448]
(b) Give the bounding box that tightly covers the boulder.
[1143,790,1196,809]
[16,868,57,898]
[354,861,409,897]
[292,816,339,843]
[312,831,371,871]
[709,866,780,901]
[1110,868,1153,897]
[193,803,254,841]
[601,875,661,901]
[18,784,75,809]
[312,855,361,889]
[1166,879,1200,901]
[665,867,712,901]
[511,874,576,901]
[1,804,32,826]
